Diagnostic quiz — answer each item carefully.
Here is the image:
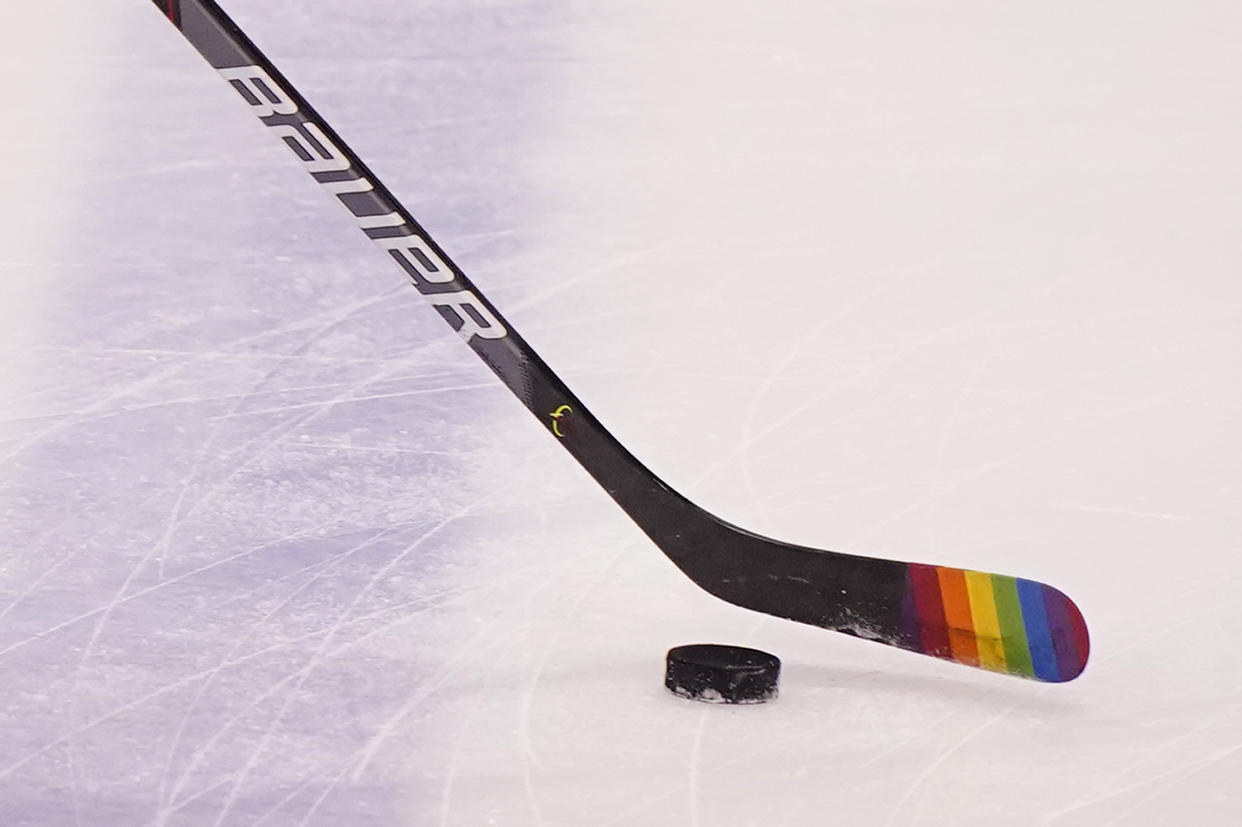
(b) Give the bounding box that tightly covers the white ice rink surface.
[2,1,1240,824]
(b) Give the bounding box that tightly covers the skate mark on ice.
[144,279,429,580]
[151,521,401,820]
[156,572,504,821]
[347,506,647,819]
[1048,502,1203,523]
[686,708,709,827]
[311,586,547,825]
[0,284,406,467]
[846,370,1223,550]
[1043,738,1242,827]
[278,438,461,458]
[737,269,906,535]
[0,594,421,782]
[0,484,174,626]
[1045,700,1237,822]
[59,329,378,714]
[209,500,489,827]
[438,684,489,827]
[882,705,1017,827]
[156,525,438,812]
[207,380,501,420]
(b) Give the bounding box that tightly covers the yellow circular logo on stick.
[549,405,573,438]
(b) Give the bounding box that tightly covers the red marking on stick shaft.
[909,564,950,658]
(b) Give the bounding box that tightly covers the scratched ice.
[2,1,1240,825]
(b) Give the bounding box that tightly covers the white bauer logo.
[218,65,508,343]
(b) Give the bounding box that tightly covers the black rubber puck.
[664,644,780,704]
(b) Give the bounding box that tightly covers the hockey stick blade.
[150,0,1089,683]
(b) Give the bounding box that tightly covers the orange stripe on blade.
[936,567,979,667]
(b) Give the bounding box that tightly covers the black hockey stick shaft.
[153,1,664,509]
[150,0,1089,681]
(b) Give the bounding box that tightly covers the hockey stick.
[150,0,1089,682]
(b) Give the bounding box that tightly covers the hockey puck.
[664,644,780,704]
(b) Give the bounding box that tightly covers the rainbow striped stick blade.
[900,564,1089,682]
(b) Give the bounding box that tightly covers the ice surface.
[2,1,1240,824]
